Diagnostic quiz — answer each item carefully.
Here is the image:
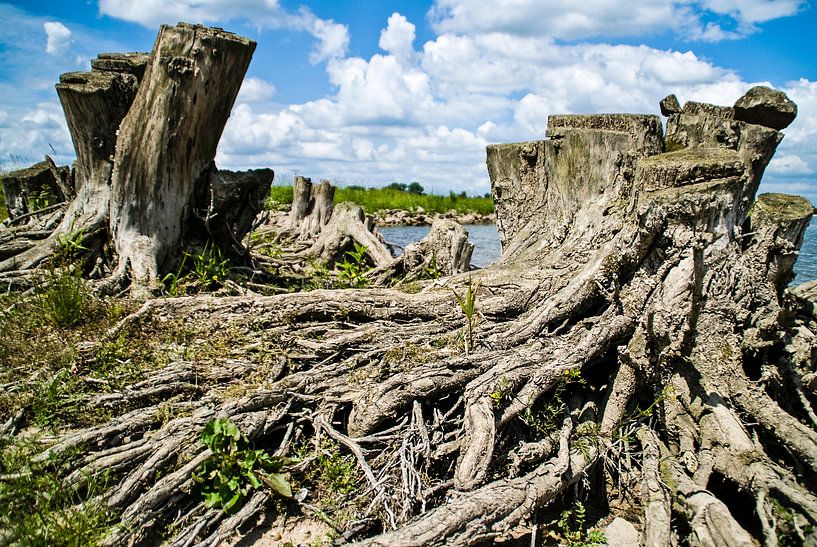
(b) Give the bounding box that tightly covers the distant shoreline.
[372,208,495,226]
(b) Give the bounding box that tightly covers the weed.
[520,369,586,438]
[33,268,92,328]
[0,184,6,222]
[186,242,230,288]
[553,501,606,546]
[337,243,371,288]
[490,377,511,408]
[160,242,231,295]
[55,225,90,266]
[161,253,188,297]
[28,184,54,211]
[421,252,442,280]
[193,418,295,513]
[295,437,359,510]
[452,276,480,353]
[612,385,674,445]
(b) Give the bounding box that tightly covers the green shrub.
[337,242,371,288]
[266,185,294,209]
[554,501,606,546]
[0,184,7,222]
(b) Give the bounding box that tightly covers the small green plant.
[520,368,586,438]
[554,501,606,546]
[161,253,189,297]
[295,437,359,513]
[186,242,231,288]
[452,276,480,353]
[490,377,511,407]
[55,225,90,265]
[337,242,371,288]
[161,242,231,295]
[421,252,442,280]
[193,418,295,513]
[28,184,53,211]
[33,269,91,328]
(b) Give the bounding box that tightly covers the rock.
[660,94,681,116]
[734,85,797,130]
[604,517,639,547]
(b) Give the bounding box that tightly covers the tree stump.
[109,23,256,285]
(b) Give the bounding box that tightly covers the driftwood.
[7,84,815,546]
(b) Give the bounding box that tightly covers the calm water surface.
[379,224,502,268]
[381,219,817,285]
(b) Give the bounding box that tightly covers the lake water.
[379,224,502,268]
[381,218,817,285]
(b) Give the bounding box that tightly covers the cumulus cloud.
[237,77,276,103]
[214,7,815,197]
[98,0,348,63]
[379,13,416,62]
[44,21,72,55]
[0,101,72,169]
[428,0,805,41]
[765,78,817,198]
[769,154,813,175]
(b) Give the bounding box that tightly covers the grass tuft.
[33,269,93,328]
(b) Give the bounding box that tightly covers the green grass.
[265,185,494,215]
[0,436,115,545]
[0,184,7,223]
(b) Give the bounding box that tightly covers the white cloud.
[768,154,813,175]
[762,78,817,199]
[44,21,72,55]
[98,0,348,64]
[428,0,805,42]
[2,5,814,199]
[0,101,73,169]
[237,77,276,103]
[306,16,349,63]
[379,13,416,62]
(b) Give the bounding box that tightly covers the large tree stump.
[109,24,256,285]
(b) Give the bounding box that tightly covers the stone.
[603,517,639,547]
[734,85,797,130]
[660,94,681,116]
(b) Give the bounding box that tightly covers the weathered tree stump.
[0,25,261,292]
[109,23,256,286]
[372,218,474,284]
[307,202,393,267]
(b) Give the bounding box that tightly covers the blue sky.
[1,1,816,199]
